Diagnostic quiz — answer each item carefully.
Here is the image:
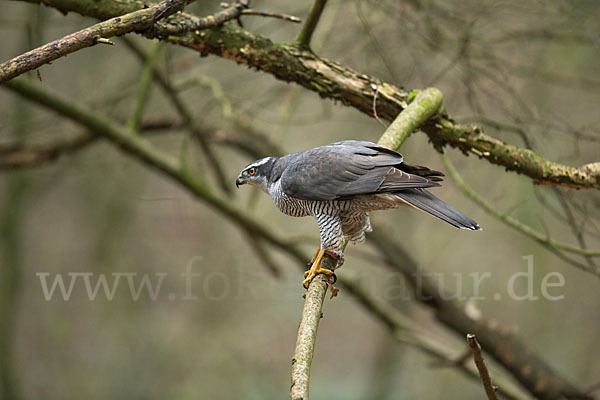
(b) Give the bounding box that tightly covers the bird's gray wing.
[279,141,441,201]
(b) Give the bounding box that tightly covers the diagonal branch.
[0,0,193,83]
[377,88,443,150]
[1,0,301,83]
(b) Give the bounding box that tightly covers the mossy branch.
[0,0,191,83]
[377,88,443,151]
[1,0,301,83]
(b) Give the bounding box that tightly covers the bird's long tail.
[394,189,481,230]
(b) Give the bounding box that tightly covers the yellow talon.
[302,249,335,289]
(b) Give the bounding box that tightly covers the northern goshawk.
[236,140,480,289]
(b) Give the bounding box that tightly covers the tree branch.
[0,0,192,82]
[294,0,328,50]
[467,334,499,400]
[377,88,443,150]
[290,273,328,400]
[126,41,163,134]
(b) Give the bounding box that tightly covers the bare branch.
[1,0,301,83]
[219,3,301,23]
[290,273,329,400]
[239,9,301,23]
[127,42,163,134]
[467,334,499,400]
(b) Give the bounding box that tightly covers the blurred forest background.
[1,0,599,399]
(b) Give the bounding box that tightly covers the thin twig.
[240,9,301,23]
[219,3,301,23]
[155,1,300,36]
[127,42,163,134]
[467,334,499,400]
[153,0,249,35]
[553,188,598,272]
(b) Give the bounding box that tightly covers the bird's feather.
[387,189,481,230]
[279,140,442,201]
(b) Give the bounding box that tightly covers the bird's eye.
[248,168,256,175]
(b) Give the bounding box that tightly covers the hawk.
[236,140,480,289]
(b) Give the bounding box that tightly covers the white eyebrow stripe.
[249,157,272,168]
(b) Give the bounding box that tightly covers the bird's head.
[236,157,276,192]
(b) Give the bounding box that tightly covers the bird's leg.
[302,214,343,293]
[307,248,321,267]
[302,248,335,289]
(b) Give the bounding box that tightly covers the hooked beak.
[235,176,246,188]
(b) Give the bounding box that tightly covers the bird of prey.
[236,140,480,289]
